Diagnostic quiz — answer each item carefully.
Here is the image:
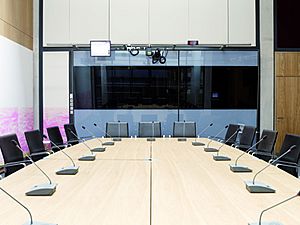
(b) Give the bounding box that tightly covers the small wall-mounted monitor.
[90,40,111,57]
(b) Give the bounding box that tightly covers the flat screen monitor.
[90,40,111,57]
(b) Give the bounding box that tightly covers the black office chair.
[24,130,52,161]
[47,126,66,152]
[0,134,31,176]
[272,134,300,177]
[138,122,161,137]
[223,124,240,145]
[64,124,79,145]
[173,121,196,137]
[106,122,129,137]
[235,126,256,150]
[250,129,278,162]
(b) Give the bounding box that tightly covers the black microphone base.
[112,138,122,141]
[102,141,115,146]
[78,154,96,161]
[25,183,57,196]
[177,138,187,142]
[91,147,106,152]
[192,141,205,146]
[204,147,219,152]
[248,222,283,225]
[23,222,58,225]
[147,138,156,141]
[56,166,79,175]
[229,164,252,173]
[245,181,275,193]
[213,155,231,161]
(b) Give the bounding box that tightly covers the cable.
[128,48,139,56]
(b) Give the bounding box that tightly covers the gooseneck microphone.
[235,135,267,165]
[192,123,214,146]
[229,135,267,172]
[12,140,52,184]
[93,123,115,145]
[245,145,296,193]
[252,145,296,184]
[43,135,79,175]
[1,186,58,225]
[203,125,229,152]
[212,128,241,161]
[11,140,57,196]
[0,187,33,224]
[0,187,58,224]
[248,191,300,225]
[81,126,106,152]
[67,128,96,161]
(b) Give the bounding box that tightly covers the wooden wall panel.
[275,52,300,77]
[275,52,300,152]
[0,0,33,49]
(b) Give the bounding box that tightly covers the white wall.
[43,52,69,109]
[0,36,33,109]
[43,0,256,46]
[43,52,69,139]
[0,35,34,160]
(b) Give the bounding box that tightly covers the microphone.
[192,123,213,146]
[67,128,96,161]
[212,128,241,161]
[248,191,300,225]
[43,134,79,175]
[245,145,296,193]
[11,140,56,196]
[230,135,267,173]
[93,123,116,145]
[203,125,229,152]
[0,187,57,225]
[81,126,106,152]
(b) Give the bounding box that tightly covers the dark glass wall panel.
[276,0,300,49]
[209,67,258,109]
[73,67,93,109]
[73,66,258,110]
[179,67,204,109]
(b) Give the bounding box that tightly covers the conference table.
[0,138,300,225]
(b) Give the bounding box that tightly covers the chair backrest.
[138,122,161,137]
[64,124,79,145]
[256,129,278,153]
[47,126,64,147]
[106,122,129,137]
[24,130,46,154]
[239,126,256,146]
[173,121,196,137]
[278,134,300,164]
[224,124,240,145]
[0,134,24,163]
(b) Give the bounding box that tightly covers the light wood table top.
[152,138,300,225]
[0,138,299,225]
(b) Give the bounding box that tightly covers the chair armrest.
[30,152,51,157]
[51,144,67,150]
[2,161,29,168]
[275,163,300,169]
[252,151,274,157]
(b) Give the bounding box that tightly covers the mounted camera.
[150,48,167,64]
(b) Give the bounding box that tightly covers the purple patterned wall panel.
[0,108,34,163]
[43,108,69,143]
